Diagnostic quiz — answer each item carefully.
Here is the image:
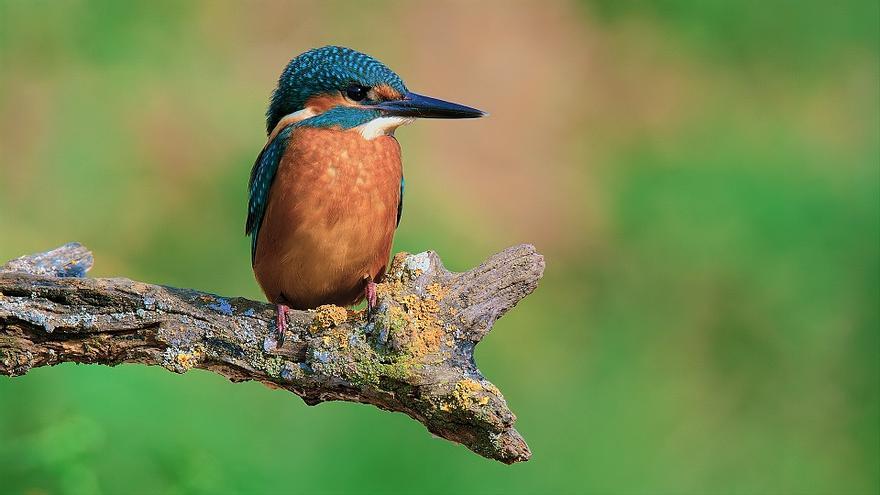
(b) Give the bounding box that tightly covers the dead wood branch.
[0,243,543,463]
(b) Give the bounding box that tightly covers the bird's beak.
[374,91,486,119]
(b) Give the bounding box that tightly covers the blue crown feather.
[266,45,407,134]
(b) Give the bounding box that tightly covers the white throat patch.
[356,116,414,140]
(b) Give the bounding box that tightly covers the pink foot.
[275,304,290,347]
[365,280,378,317]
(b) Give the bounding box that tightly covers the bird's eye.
[345,84,369,101]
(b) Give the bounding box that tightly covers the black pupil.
[346,85,368,101]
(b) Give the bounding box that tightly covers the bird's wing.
[246,125,294,263]
[396,176,404,227]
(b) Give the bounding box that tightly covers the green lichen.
[263,354,285,378]
[243,344,288,380]
[387,308,408,336]
[305,323,419,388]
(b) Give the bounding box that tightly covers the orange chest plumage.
[252,127,402,309]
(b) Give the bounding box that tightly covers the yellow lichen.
[385,300,444,361]
[390,252,410,270]
[371,282,449,363]
[365,254,457,370]
[375,277,404,299]
[426,283,448,301]
[401,294,417,307]
[175,349,202,371]
[311,304,349,331]
[457,378,483,394]
[434,379,492,412]
[452,379,485,409]
[410,325,443,360]
[321,327,350,350]
[415,295,440,314]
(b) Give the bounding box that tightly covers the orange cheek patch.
[373,84,403,101]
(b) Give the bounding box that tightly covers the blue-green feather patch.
[246,125,293,262]
[397,177,404,226]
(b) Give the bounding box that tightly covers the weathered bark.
[0,243,543,464]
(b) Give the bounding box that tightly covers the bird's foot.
[365,279,378,319]
[275,304,290,348]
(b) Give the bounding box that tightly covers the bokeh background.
[1,0,878,493]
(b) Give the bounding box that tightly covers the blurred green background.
[1,0,877,493]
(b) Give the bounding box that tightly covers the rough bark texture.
[0,243,543,464]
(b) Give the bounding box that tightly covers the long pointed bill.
[374,91,486,119]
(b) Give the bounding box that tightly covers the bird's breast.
[296,129,400,219]
[253,126,402,308]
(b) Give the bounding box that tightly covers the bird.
[246,46,485,342]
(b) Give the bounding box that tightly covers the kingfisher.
[246,46,485,340]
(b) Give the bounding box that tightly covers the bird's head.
[266,46,485,138]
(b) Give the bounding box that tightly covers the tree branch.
[0,243,544,464]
